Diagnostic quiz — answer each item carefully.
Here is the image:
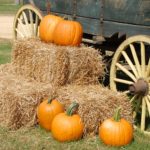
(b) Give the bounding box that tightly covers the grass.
[0,40,150,149]
[0,0,22,15]
[0,4,21,14]
[0,0,15,4]
[0,39,12,64]
[0,126,150,150]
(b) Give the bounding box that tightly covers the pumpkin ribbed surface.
[39,15,63,42]
[54,20,83,46]
[51,113,83,142]
[37,99,64,131]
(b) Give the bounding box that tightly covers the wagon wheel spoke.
[123,90,130,94]
[116,63,137,82]
[141,42,146,77]
[15,28,24,38]
[13,4,43,39]
[110,35,150,134]
[34,14,39,36]
[121,51,139,78]
[130,95,138,103]
[29,10,34,36]
[141,97,146,131]
[22,11,31,36]
[146,59,150,77]
[114,78,134,85]
[17,17,28,37]
[145,96,150,116]
[130,44,142,77]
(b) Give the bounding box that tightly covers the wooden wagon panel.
[23,0,150,37]
[104,0,150,26]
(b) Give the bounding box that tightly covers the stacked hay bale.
[56,85,133,136]
[0,64,55,129]
[0,38,133,136]
[12,38,104,85]
[0,38,105,130]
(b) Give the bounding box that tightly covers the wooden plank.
[104,0,150,26]
[24,0,150,37]
[48,12,102,35]
[24,0,73,14]
[103,20,150,37]
[76,0,101,18]
[36,0,102,18]
[40,0,73,14]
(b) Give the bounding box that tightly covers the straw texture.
[0,64,55,129]
[56,84,133,136]
[12,38,104,85]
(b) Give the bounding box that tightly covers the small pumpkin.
[39,14,63,42]
[99,107,133,147]
[54,20,83,46]
[37,98,64,131]
[51,102,84,142]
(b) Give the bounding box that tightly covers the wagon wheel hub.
[110,35,150,134]
[129,78,149,96]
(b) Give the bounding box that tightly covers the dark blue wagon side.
[23,0,150,39]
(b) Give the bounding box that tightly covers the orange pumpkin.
[51,102,84,142]
[99,107,133,146]
[37,98,64,131]
[39,15,63,42]
[54,20,83,46]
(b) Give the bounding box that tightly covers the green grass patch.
[0,126,150,150]
[0,39,12,64]
[0,4,21,14]
[0,0,14,4]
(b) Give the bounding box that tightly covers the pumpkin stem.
[47,98,53,104]
[113,107,121,122]
[66,101,79,116]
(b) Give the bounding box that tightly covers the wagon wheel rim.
[13,4,43,39]
[110,35,150,134]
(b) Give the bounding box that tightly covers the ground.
[0,15,14,39]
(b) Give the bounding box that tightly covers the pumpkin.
[51,102,84,142]
[37,98,64,131]
[99,107,133,147]
[54,20,83,46]
[39,15,63,42]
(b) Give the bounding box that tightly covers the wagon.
[13,0,150,134]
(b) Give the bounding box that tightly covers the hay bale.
[0,63,16,75]
[0,65,55,129]
[56,84,133,136]
[12,38,104,85]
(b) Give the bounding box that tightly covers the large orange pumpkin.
[51,102,84,142]
[37,98,64,131]
[54,20,83,46]
[39,15,63,42]
[99,107,133,147]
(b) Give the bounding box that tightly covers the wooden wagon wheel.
[13,4,43,39]
[110,35,150,134]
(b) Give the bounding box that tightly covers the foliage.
[0,39,12,64]
[0,2,21,14]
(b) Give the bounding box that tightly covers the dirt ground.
[0,15,14,39]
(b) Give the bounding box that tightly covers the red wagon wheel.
[13,4,43,39]
[110,35,150,134]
